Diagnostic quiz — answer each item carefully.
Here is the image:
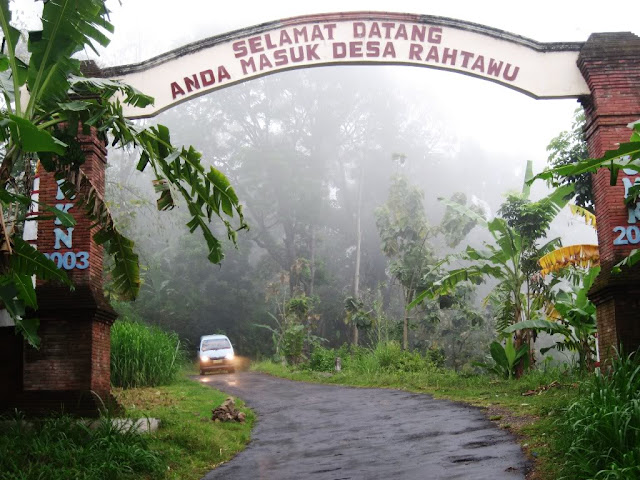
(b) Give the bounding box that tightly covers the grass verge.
[113,374,255,479]
[0,375,254,480]
[252,360,582,480]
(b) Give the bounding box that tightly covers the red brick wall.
[91,321,111,395]
[23,318,92,391]
[37,127,106,291]
[578,32,640,362]
[21,125,116,407]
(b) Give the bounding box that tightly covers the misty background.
[30,0,637,363]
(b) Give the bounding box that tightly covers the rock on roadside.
[211,397,246,423]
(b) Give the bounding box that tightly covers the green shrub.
[304,341,439,374]
[282,323,305,364]
[307,344,336,372]
[556,352,640,479]
[425,346,446,368]
[0,415,165,480]
[111,319,184,388]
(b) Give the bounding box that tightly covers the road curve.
[198,372,529,480]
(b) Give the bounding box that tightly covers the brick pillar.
[578,33,640,363]
[19,127,117,416]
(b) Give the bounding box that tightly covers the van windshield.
[201,338,231,351]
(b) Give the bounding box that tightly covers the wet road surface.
[198,372,528,480]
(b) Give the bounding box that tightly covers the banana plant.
[0,1,246,345]
[504,266,599,371]
[411,173,572,376]
[475,336,529,379]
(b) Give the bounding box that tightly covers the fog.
[82,0,630,362]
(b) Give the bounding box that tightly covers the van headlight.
[225,352,235,360]
[200,355,209,362]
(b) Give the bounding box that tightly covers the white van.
[199,334,235,374]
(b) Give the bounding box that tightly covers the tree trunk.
[403,309,409,350]
[514,331,532,379]
[403,290,412,350]
[283,221,297,296]
[309,225,316,297]
[353,164,364,346]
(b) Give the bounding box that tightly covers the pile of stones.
[211,397,246,423]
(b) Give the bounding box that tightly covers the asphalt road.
[198,372,529,480]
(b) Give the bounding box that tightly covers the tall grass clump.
[111,319,185,388]
[555,352,640,479]
[0,414,165,480]
[305,341,438,374]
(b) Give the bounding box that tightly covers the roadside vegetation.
[108,318,254,480]
[111,309,185,388]
[555,353,640,480]
[112,376,255,480]
[1,318,253,480]
[0,414,165,480]
[0,376,254,480]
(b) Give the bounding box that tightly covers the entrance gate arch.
[15,12,640,414]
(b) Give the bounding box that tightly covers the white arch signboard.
[102,12,590,118]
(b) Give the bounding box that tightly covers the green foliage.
[256,293,320,364]
[282,323,305,364]
[420,283,489,372]
[307,343,338,372]
[475,337,529,379]
[0,238,71,347]
[375,175,436,348]
[110,318,184,388]
[545,108,592,212]
[414,216,526,305]
[0,0,246,341]
[372,341,432,373]
[534,122,640,272]
[505,267,599,372]
[376,175,432,265]
[114,377,255,479]
[0,377,255,480]
[412,177,572,378]
[304,341,440,374]
[344,295,372,329]
[254,313,286,358]
[425,345,446,368]
[439,192,486,248]
[555,352,640,479]
[286,295,311,320]
[0,414,164,480]
[416,182,572,307]
[498,192,561,251]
